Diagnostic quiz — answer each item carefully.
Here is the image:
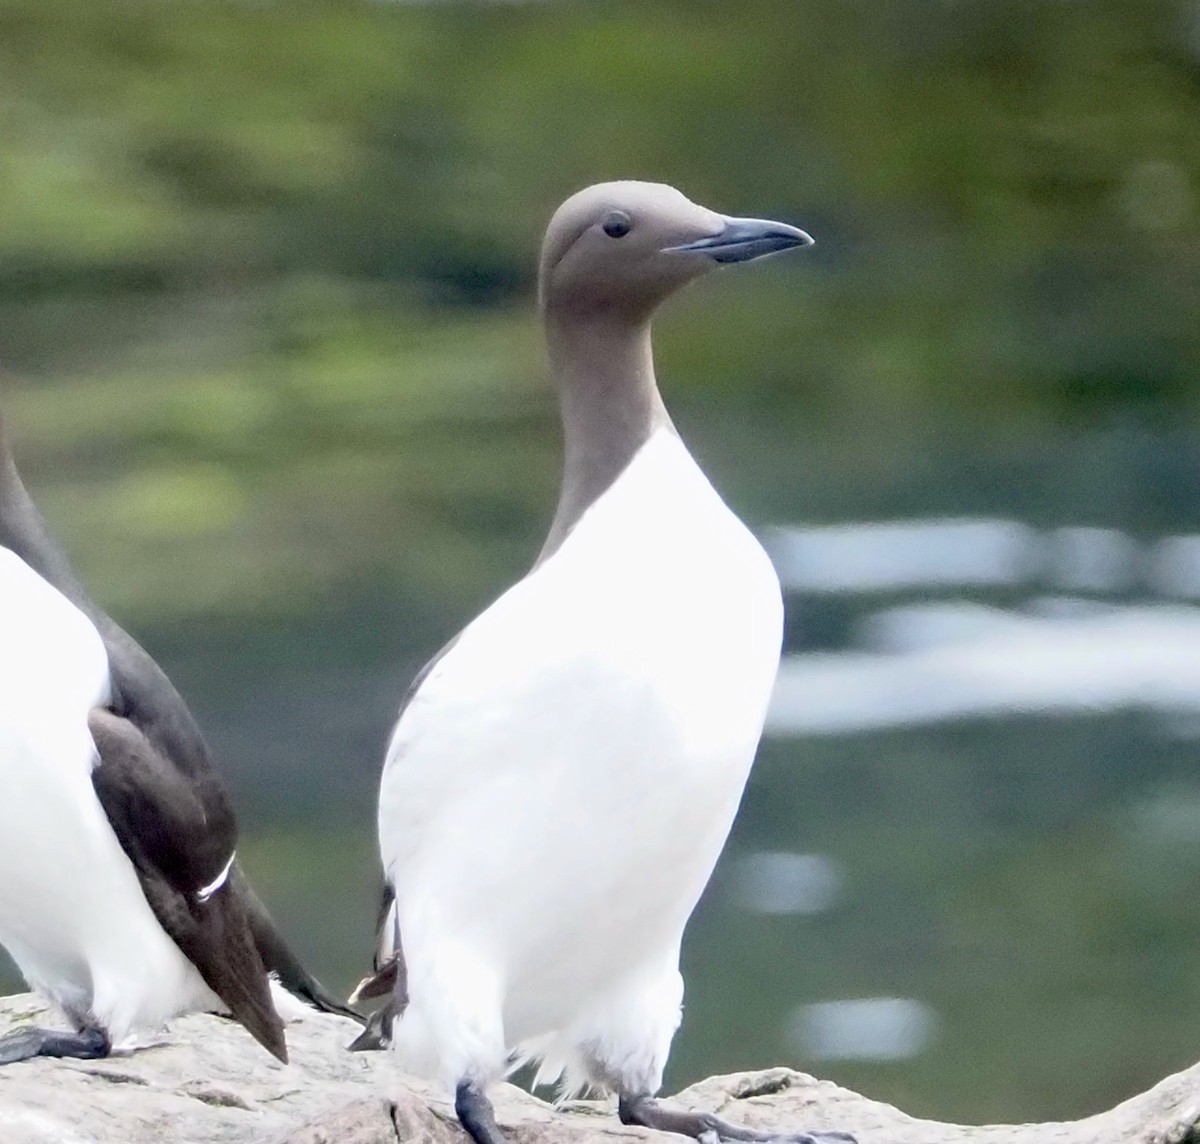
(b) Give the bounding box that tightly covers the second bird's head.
[538,181,813,320]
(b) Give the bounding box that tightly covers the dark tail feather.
[232,863,364,1024]
[215,921,289,1064]
[172,884,288,1063]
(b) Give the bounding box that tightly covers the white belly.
[0,548,217,1044]
[379,431,783,1067]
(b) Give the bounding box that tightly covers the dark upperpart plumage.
[0,405,359,1061]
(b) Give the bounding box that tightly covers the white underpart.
[377,429,783,1097]
[268,973,317,1022]
[0,547,219,1047]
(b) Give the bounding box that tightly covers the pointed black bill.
[663,216,814,263]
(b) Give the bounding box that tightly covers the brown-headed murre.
[352,183,851,1144]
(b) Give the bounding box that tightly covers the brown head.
[534,181,812,562]
[538,181,812,320]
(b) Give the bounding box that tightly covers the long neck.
[0,417,90,606]
[537,309,673,562]
[0,410,214,770]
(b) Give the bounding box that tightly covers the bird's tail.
[231,863,364,1024]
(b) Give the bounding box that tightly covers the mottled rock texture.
[0,994,1195,1144]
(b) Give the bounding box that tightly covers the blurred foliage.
[0,0,1199,1126]
[1,0,1198,623]
[684,712,1200,1122]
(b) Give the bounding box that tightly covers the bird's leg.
[456,1079,510,1144]
[0,1024,110,1065]
[618,1093,857,1144]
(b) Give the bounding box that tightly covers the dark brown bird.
[0,399,358,1065]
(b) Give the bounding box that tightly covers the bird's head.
[538,181,812,320]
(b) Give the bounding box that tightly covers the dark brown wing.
[87,707,232,895]
[88,710,286,1061]
[1,422,356,1047]
[92,633,363,1025]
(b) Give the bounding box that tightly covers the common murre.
[0,399,359,1064]
[352,183,850,1144]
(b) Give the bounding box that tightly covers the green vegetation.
[2,0,1197,622]
[0,0,1198,1125]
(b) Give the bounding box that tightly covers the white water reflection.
[1047,527,1138,592]
[787,997,937,1062]
[769,600,1200,735]
[729,851,843,916]
[764,518,1037,593]
[767,520,1200,599]
[764,517,1200,735]
[1151,536,1200,598]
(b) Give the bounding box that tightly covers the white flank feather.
[0,548,219,1045]
[377,429,782,1095]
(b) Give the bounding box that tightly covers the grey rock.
[0,994,1196,1144]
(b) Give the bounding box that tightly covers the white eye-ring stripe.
[197,852,235,902]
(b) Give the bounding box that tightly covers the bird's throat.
[538,314,672,564]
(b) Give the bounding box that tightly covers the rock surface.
[0,994,1196,1144]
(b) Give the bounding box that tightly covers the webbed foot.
[347,1005,393,1052]
[456,1080,508,1144]
[0,1025,110,1065]
[620,1093,857,1144]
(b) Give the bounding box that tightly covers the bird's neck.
[0,423,35,549]
[0,420,91,608]
[538,310,673,563]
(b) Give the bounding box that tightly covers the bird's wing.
[92,625,360,1022]
[0,447,353,1038]
[0,442,235,882]
[91,621,238,871]
[87,709,234,897]
[85,708,287,1061]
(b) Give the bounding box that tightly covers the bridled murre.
[0,403,358,1065]
[352,182,852,1144]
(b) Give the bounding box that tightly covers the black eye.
[601,210,632,238]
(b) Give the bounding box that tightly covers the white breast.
[0,548,216,1044]
[379,429,782,1062]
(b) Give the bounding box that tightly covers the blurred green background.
[1,0,1199,1127]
